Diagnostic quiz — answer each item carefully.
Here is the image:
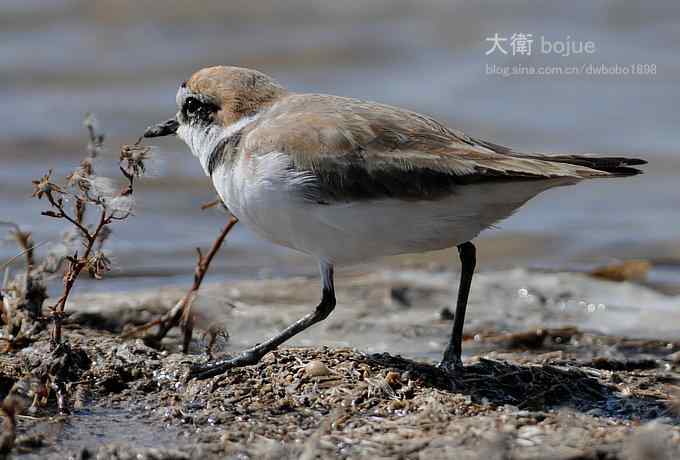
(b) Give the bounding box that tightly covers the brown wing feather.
[243,94,645,201]
[469,137,646,176]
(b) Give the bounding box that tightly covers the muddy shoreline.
[1,267,679,459]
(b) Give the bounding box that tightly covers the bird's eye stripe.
[181,97,220,125]
[182,97,219,114]
[183,97,200,112]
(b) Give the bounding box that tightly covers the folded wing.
[243,94,646,202]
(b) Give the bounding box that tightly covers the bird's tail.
[524,154,647,176]
[468,137,647,178]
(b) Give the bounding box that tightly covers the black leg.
[440,241,476,373]
[189,261,336,379]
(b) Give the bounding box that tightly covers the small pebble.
[305,360,331,377]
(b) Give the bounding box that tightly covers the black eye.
[184,97,200,114]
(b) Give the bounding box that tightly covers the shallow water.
[17,407,187,459]
[2,1,680,292]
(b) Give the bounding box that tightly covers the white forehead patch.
[176,84,190,107]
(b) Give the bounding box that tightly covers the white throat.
[177,113,260,176]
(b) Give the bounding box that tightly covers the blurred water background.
[1,0,679,294]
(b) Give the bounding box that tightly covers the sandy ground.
[1,267,679,459]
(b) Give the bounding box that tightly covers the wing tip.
[541,154,648,177]
[596,156,647,176]
[624,158,648,166]
[606,165,645,177]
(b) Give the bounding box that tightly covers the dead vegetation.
[32,115,150,346]
[0,115,241,457]
[1,115,151,352]
[0,115,153,432]
[122,214,238,353]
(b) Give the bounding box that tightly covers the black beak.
[143,118,179,138]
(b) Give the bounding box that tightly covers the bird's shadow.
[361,352,676,422]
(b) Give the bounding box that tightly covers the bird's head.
[144,66,287,160]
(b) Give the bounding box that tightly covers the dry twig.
[123,213,238,352]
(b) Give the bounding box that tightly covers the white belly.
[213,152,569,265]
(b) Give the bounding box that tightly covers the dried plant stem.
[200,199,221,210]
[125,215,238,351]
[0,221,45,273]
[179,215,238,352]
[39,121,141,348]
[45,193,92,239]
[0,241,49,273]
[47,199,108,346]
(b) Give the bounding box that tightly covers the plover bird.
[145,66,645,379]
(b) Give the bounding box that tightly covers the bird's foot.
[187,349,262,380]
[437,359,464,391]
[438,358,463,378]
